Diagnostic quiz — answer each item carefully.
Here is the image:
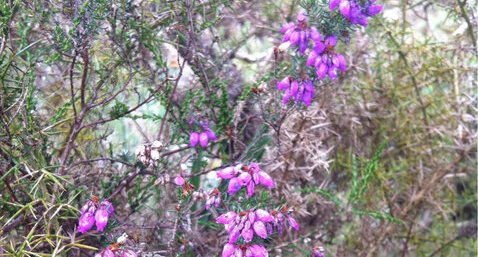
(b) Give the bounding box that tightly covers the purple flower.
[216,166,239,179]
[222,243,237,257]
[312,246,326,257]
[199,131,209,147]
[229,225,241,243]
[189,120,217,148]
[206,129,217,141]
[307,36,347,81]
[95,209,109,232]
[80,201,95,215]
[277,77,315,106]
[100,200,114,214]
[189,132,199,147]
[330,0,382,26]
[174,175,185,186]
[217,210,276,245]
[221,244,269,257]
[78,198,115,234]
[78,211,95,234]
[270,211,285,235]
[255,209,274,222]
[241,226,254,242]
[269,206,299,234]
[219,163,275,197]
[252,221,267,239]
[100,249,115,257]
[280,12,321,54]
[247,245,268,257]
[227,177,242,195]
[286,215,300,231]
[216,211,238,224]
[206,188,222,210]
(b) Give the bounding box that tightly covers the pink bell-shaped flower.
[216,167,238,179]
[255,209,273,222]
[95,209,109,232]
[216,211,237,224]
[287,215,300,231]
[199,131,209,147]
[227,177,242,195]
[78,211,95,234]
[174,175,185,186]
[258,171,274,188]
[222,243,237,257]
[252,221,267,239]
[189,132,199,147]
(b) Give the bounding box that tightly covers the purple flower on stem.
[78,211,95,234]
[77,197,115,234]
[206,188,222,210]
[312,246,326,257]
[330,0,382,26]
[227,177,242,195]
[280,12,321,54]
[218,163,274,198]
[307,36,346,81]
[216,211,238,224]
[216,166,239,179]
[217,209,276,245]
[95,209,109,232]
[252,221,267,239]
[246,244,268,257]
[222,243,269,257]
[189,132,199,147]
[277,77,315,106]
[97,249,115,257]
[174,175,185,186]
[189,120,217,149]
[270,206,300,234]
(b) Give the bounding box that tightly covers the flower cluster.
[78,196,114,234]
[95,234,137,257]
[190,120,217,148]
[205,188,222,210]
[277,77,315,106]
[216,163,274,197]
[216,208,299,256]
[216,209,272,243]
[312,246,326,257]
[222,243,268,257]
[280,12,320,55]
[95,248,137,257]
[330,0,383,26]
[307,35,347,80]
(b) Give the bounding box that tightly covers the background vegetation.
[0,0,476,256]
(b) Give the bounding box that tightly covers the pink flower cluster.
[222,243,268,257]
[312,246,326,257]
[307,35,347,81]
[206,188,222,210]
[216,163,274,197]
[216,208,299,256]
[190,120,217,148]
[95,247,137,257]
[280,12,320,55]
[330,0,383,27]
[78,196,114,234]
[277,77,315,106]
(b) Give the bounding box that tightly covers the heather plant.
[0,1,476,257]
